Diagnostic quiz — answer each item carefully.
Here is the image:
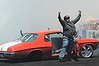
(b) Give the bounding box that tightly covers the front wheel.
[80,45,94,58]
[28,51,42,60]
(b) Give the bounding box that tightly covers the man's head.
[64,15,70,21]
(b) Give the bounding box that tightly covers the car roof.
[29,30,62,34]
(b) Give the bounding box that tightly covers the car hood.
[0,41,22,51]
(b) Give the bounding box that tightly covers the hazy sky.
[0,0,99,44]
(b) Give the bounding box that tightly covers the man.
[58,10,81,62]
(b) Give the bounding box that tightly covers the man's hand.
[58,12,61,18]
[78,10,81,14]
[58,12,61,14]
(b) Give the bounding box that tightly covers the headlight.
[0,52,16,58]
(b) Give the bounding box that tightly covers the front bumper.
[0,52,15,58]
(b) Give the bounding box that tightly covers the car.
[0,30,99,60]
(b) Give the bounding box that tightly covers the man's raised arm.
[71,10,81,24]
[58,12,64,26]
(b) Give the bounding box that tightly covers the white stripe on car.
[0,41,22,51]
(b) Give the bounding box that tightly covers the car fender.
[80,43,94,49]
[28,49,43,55]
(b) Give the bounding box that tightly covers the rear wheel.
[80,45,93,58]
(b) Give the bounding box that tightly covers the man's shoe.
[59,58,66,62]
[72,59,79,61]
[66,59,72,61]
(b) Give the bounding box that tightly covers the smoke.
[0,0,99,44]
[0,0,60,44]
[94,48,99,56]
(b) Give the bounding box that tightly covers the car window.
[50,32,63,38]
[17,33,38,42]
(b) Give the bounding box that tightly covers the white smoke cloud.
[0,0,99,44]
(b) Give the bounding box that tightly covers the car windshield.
[17,33,38,42]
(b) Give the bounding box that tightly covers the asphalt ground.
[0,48,99,66]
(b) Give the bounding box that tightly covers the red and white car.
[0,30,99,60]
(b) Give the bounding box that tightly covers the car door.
[49,32,63,54]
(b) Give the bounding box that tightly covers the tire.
[28,51,42,60]
[80,45,94,58]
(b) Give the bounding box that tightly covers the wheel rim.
[80,45,93,58]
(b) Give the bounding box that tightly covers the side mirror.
[20,30,23,36]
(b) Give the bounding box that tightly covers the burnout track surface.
[0,48,99,66]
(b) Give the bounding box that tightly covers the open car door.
[50,32,63,54]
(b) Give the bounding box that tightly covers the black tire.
[80,45,94,58]
[28,51,42,60]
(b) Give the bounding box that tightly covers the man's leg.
[72,44,79,61]
[66,37,74,61]
[59,48,66,59]
[67,38,79,61]
[59,36,68,62]
[71,51,79,61]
